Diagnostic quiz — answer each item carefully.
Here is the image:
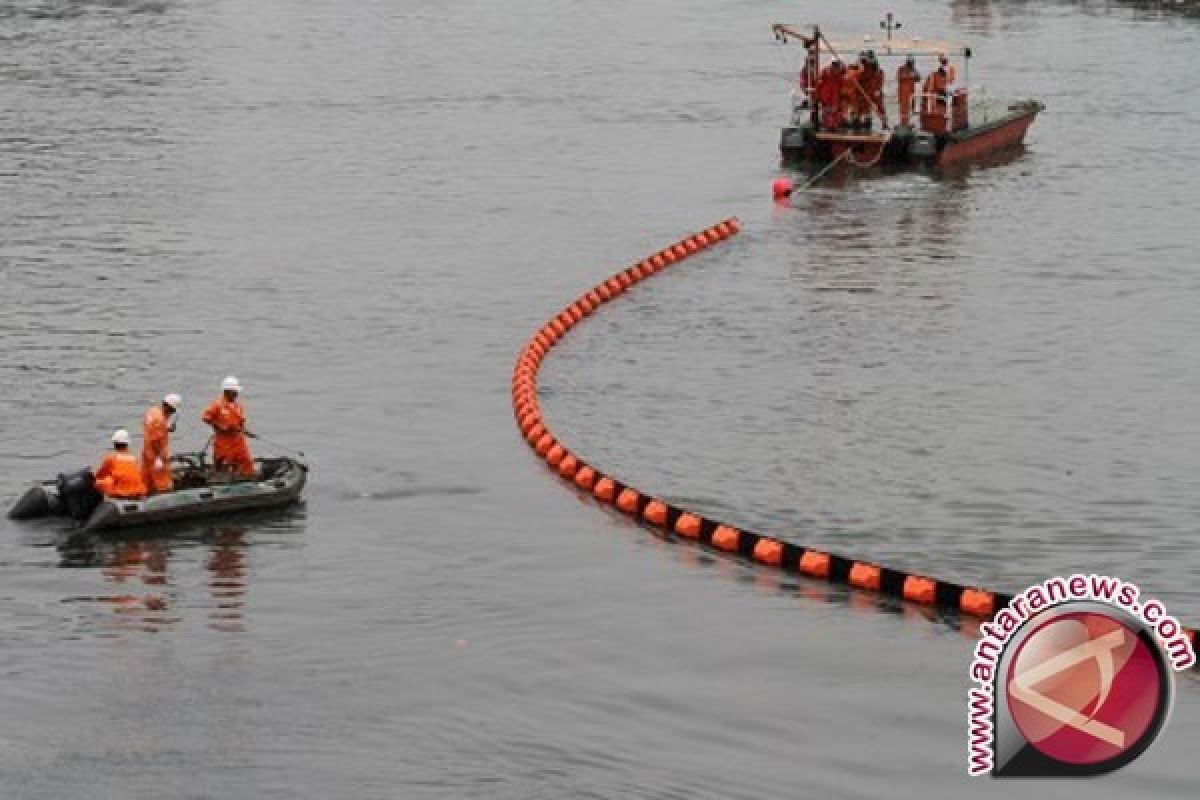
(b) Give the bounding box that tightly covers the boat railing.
[789,85,1015,132]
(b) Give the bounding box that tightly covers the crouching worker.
[202,376,256,478]
[142,393,181,493]
[95,429,148,498]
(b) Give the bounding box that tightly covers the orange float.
[507,217,1081,646]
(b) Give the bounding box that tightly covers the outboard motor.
[56,469,102,522]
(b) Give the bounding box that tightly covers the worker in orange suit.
[923,62,950,114]
[816,59,846,130]
[141,392,181,493]
[896,56,921,126]
[841,55,864,128]
[202,376,256,478]
[938,52,957,85]
[855,51,887,130]
[95,429,148,498]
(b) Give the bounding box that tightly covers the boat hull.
[935,105,1039,167]
[780,101,1042,170]
[7,457,307,532]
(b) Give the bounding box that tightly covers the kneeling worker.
[202,376,256,478]
[95,429,148,498]
[142,393,181,493]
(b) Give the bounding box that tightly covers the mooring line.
[511,218,1198,660]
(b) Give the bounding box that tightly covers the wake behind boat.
[8,453,307,533]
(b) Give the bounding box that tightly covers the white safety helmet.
[112,429,131,446]
[164,393,182,410]
[221,376,242,393]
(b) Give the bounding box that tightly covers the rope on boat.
[841,132,891,168]
[509,220,1200,664]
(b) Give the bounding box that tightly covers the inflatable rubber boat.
[8,454,307,533]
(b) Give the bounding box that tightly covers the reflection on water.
[776,174,972,294]
[58,526,252,635]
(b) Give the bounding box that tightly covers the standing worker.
[856,51,887,130]
[938,52,956,85]
[816,58,846,130]
[95,430,148,498]
[202,376,256,478]
[142,393,181,493]
[842,54,865,128]
[923,59,951,116]
[896,56,921,127]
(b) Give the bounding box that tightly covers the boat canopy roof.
[827,37,969,58]
[772,24,969,59]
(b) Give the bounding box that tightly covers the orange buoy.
[617,272,633,289]
[616,488,640,514]
[671,244,688,259]
[848,563,882,592]
[643,500,668,528]
[902,576,937,605]
[799,550,831,579]
[711,525,740,552]
[651,254,666,269]
[557,454,579,479]
[535,434,555,456]
[525,423,546,443]
[546,444,565,467]
[752,538,784,567]
[596,284,612,302]
[960,589,996,618]
[674,513,702,539]
[684,238,699,255]
[574,465,597,490]
[593,477,616,502]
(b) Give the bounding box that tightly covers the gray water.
[1,0,1198,797]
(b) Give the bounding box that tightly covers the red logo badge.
[994,605,1172,776]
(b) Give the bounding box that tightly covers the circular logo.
[1005,609,1170,771]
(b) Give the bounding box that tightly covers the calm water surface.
[1,1,1198,797]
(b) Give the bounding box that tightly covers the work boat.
[772,19,1043,169]
[8,452,307,533]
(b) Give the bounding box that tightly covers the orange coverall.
[95,451,148,498]
[141,405,173,492]
[816,64,845,129]
[923,68,949,113]
[896,64,921,125]
[855,63,886,125]
[202,397,255,477]
[841,65,863,120]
